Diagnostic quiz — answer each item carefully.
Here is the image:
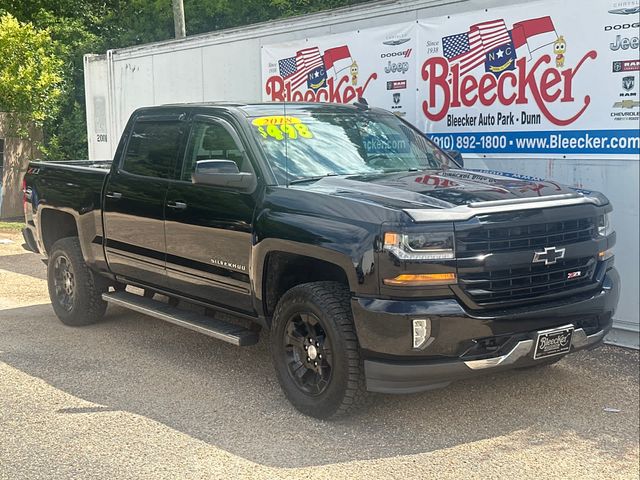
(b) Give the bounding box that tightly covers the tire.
[516,356,563,370]
[270,281,369,419]
[47,237,107,326]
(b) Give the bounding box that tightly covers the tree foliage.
[0,13,64,134]
[0,0,371,158]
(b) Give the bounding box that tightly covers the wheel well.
[263,252,350,317]
[40,210,78,254]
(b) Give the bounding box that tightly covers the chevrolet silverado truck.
[22,102,620,418]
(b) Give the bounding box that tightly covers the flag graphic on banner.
[276,45,354,92]
[442,19,512,75]
[323,45,353,75]
[278,47,325,90]
[511,16,558,60]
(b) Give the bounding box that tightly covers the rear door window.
[122,120,183,178]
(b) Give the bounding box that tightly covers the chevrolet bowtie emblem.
[533,246,565,265]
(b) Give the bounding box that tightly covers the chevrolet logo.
[533,246,565,265]
[613,100,640,109]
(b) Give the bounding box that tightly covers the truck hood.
[292,169,581,211]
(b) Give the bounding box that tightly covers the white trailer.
[84,0,640,348]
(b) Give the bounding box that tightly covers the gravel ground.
[0,230,638,479]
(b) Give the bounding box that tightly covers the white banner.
[261,0,639,157]
[416,0,639,157]
[261,23,418,121]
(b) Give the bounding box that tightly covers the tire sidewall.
[47,238,106,325]
[271,286,353,418]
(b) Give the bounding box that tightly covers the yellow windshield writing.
[252,116,313,141]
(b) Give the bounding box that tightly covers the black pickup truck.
[22,102,619,418]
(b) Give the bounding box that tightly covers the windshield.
[248,111,453,184]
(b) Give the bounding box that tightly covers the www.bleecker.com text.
[447,111,541,127]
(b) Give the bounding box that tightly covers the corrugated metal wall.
[83,0,639,348]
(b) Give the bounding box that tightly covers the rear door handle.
[166,201,187,210]
[106,192,122,199]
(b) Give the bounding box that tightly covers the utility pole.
[172,0,186,39]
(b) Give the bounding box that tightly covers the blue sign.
[428,129,640,155]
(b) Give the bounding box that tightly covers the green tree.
[0,13,64,135]
[1,0,372,159]
[103,0,372,47]
[1,1,112,158]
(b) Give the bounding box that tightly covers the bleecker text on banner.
[260,0,639,158]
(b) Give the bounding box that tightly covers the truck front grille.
[456,216,597,255]
[458,256,598,308]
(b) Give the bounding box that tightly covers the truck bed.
[30,159,112,171]
[23,159,112,261]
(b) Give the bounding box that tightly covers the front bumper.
[352,268,620,394]
[365,326,607,393]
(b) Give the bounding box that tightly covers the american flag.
[278,47,324,90]
[442,20,511,75]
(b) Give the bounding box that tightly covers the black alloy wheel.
[47,237,108,326]
[283,311,333,396]
[270,281,369,419]
[52,255,76,312]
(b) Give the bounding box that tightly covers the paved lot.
[0,230,638,479]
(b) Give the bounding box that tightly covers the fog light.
[412,318,431,349]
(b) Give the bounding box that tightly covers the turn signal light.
[383,273,456,286]
[598,248,614,261]
[383,232,399,245]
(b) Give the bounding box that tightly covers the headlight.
[597,213,613,237]
[383,231,454,260]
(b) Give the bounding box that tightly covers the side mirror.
[445,150,464,167]
[191,159,255,189]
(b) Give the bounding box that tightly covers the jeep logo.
[384,60,409,74]
[610,34,639,50]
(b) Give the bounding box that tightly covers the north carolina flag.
[323,45,352,75]
[511,16,558,60]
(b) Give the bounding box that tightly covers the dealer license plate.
[533,325,574,360]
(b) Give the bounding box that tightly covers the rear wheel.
[270,281,368,419]
[47,237,107,326]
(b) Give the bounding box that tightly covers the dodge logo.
[533,246,566,265]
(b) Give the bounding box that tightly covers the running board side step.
[102,291,259,346]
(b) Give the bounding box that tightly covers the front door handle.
[106,192,122,199]
[166,201,187,210]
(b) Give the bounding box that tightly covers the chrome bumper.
[364,327,608,394]
[464,327,606,370]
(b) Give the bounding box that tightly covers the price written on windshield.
[252,116,314,141]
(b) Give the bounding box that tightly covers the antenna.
[283,100,289,187]
[354,97,369,110]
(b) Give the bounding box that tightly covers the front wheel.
[270,281,369,419]
[47,237,107,326]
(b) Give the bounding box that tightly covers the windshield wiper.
[288,173,338,185]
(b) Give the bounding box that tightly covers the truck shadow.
[1,303,637,468]
[0,253,47,280]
